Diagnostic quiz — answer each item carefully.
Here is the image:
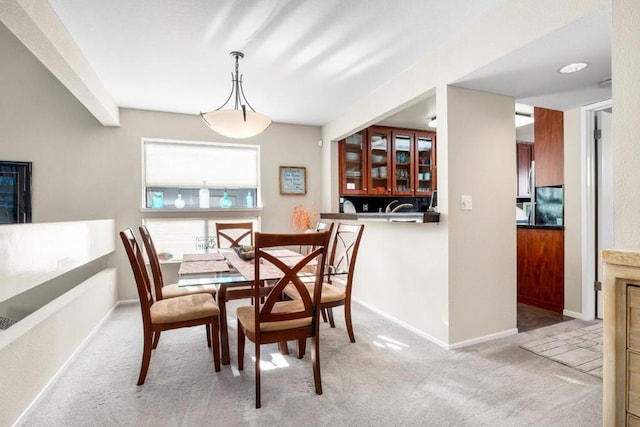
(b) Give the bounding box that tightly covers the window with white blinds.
[141,139,261,257]
[142,138,260,209]
[144,139,259,188]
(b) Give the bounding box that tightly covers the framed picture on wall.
[279,166,306,195]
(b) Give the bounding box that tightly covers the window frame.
[140,138,262,260]
[141,137,261,211]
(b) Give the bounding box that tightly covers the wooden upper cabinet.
[414,131,436,196]
[339,126,437,197]
[534,107,564,187]
[391,130,413,195]
[367,127,392,195]
[339,130,367,195]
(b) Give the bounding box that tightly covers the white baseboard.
[563,309,585,320]
[447,328,518,350]
[353,297,518,350]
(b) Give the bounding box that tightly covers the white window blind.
[144,140,259,188]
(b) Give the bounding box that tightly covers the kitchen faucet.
[385,200,414,213]
[390,203,414,213]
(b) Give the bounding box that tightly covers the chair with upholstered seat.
[284,222,364,342]
[120,228,221,385]
[236,230,330,408]
[139,225,217,301]
[315,221,334,234]
[215,222,254,248]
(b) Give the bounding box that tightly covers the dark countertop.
[517,224,565,231]
[321,211,440,223]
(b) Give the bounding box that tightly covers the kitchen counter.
[516,224,564,231]
[320,211,440,223]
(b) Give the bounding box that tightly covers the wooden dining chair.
[215,221,254,248]
[236,230,331,408]
[284,223,365,342]
[315,221,334,234]
[138,225,217,301]
[120,228,221,385]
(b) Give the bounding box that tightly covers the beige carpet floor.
[18,301,603,426]
[520,323,603,379]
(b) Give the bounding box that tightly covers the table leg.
[218,286,231,365]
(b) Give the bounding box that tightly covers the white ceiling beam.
[0,0,119,126]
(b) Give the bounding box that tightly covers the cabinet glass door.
[341,131,366,194]
[392,132,413,195]
[415,133,435,195]
[368,128,390,194]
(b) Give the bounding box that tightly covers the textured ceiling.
[6,1,612,129]
[43,0,507,125]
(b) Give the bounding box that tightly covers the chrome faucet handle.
[385,200,399,213]
[390,203,414,213]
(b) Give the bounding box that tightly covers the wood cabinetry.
[391,129,413,195]
[534,107,563,187]
[516,142,534,197]
[339,126,436,197]
[602,249,640,426]
[629,287,640,420]
[414,131,436,196]
[517,227,564,313]
[367,127,392,195]
[339,130,367,195]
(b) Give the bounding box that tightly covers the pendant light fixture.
[201,51,271,139]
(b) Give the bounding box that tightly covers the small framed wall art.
[279,166,306,195]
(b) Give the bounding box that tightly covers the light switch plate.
[461,195,473,210]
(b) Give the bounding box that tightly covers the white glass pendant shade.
[201,51,271,139]
[201,109,271,139]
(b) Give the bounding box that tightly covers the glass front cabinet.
[415,131,436,196]
[391,130,413,195]
[339,130,367,195]
[339,127,436,197]
[367,127,391,195]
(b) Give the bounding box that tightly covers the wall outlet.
[461,195,473,210]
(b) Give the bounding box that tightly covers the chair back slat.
[328,223,365,289]
[215,222,254,248]
[120,228,155,324]
[138,225,165,299]
[254,231,330,328]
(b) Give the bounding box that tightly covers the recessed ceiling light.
[558,62,588,74]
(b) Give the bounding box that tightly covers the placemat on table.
[182,252,224,262]
[178,260,229,275]
[263,248,302,258]
[224,249,317,280]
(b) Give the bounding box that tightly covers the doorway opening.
[581,99,613,320]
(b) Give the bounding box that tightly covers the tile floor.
[520,322,603,378]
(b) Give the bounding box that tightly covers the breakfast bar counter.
[320,211,440,223]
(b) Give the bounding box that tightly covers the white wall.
[0,269,117,427]
[445,86,517,343]
[563,108,583,315]
[612,0,640,248]
[351,221,450,345]
[0,219,114,303]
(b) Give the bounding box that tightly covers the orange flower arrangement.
[292,204,319,231]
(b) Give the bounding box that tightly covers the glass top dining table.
[178,248,343,365]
